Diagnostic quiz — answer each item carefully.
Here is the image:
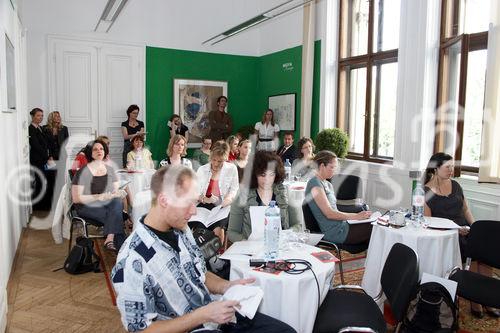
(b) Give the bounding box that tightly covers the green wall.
[146,41,322,160]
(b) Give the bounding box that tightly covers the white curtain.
[478,1,500,183]
[300,0,316,138]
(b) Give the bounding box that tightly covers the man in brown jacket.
[208,95,232,141]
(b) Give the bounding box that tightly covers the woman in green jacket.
[228,150,301,242]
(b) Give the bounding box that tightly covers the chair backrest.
[331,174,363,201]
[468,220,500,269]
[302,202,322,233]
[380,243,419,322]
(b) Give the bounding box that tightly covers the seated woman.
[228,150,301,242]
[305,151,372,244]
[195,142,239,241]
[71,135,110,175]
[234,139,252,182]
[159,134,192,169]
[226,135,239,161]
[71,139,126,252]
[192,136,212,170]
[292,137,316,181]
[126,134,154,170]
[423,152,500,318]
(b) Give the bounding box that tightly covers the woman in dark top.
[423,152,499,318]
[71,139,126,252]
[43,111,69,160]
[168,114,189,141]
[121,104,145,167]
[29,108,53,210]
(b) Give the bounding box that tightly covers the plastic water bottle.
[411,181,425,225]
[284,159,292,182]
[264,200,281,260]
[135,152,143,170]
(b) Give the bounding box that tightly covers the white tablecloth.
[361,220,462,300]
[118,170,154,224]
[227,242,335,333]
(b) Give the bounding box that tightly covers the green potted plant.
[314,128,349,158]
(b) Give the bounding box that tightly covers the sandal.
[103,240,117,253]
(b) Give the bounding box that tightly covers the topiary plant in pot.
[314,128,349,158]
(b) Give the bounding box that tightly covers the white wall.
[0,0,30,330]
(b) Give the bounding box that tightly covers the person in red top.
[226,135,239,161]
[71,136,111,175]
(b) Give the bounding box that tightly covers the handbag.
[64,236,101,274]
[192,227,222,259]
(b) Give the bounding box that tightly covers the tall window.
[337,0,401,162]
[436,0,489,175]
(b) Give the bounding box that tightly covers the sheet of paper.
[306,233,324,246]
[421,272,458,299]
[248,206,267,241]
[347,211,382,224]
[425,217,461,229]
[220,241,264,259]
[223,285,264,319]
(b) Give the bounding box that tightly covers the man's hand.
[222,277,256,294]
[459,226,470,236]
[199,300,239,324]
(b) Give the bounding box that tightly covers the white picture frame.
[268,93,296,131]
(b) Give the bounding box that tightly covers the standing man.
[276,132,298,164]
[208,96,232,141]
[112,165,295,333]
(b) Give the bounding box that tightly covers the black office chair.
[313,243,420,333]
[302,202,345,284]
[331,174,367,213]
[448,220,500,309]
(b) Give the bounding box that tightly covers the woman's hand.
[459,226,470,236]
[354,210,372,220]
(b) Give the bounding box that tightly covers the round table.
[361,219,462,300]
[227,242,335,333]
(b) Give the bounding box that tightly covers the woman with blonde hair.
[194,141,239,241]
[226,135,239,161]
[160,134,192,169]
[234,139,252,182]
[43,111,69,160]
[254,108,279,151]
[127,134,154,170]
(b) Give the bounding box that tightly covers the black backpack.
[401,281,458,333]
[64,237,101,274]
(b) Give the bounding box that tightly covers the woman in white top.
[127,134,154,170]
[254,109,280,151]
[195,141,239,242]
[159,134,192,169]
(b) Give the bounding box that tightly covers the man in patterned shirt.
[112,165,295,333]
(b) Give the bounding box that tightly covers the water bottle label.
[412,195,424,206]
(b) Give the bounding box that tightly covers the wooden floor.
[6,227,124,333]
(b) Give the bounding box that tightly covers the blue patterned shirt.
[111,221,211,332]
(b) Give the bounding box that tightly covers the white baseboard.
[0,288,7,333]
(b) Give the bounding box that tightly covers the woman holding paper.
[227,151,301,243]
[195,142,239,242]
[305,151,372,244]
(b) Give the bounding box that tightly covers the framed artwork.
[173,79,228,148]
[268,93,296,131]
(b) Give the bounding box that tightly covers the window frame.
[435,0,488,176]
[336,0,399,163]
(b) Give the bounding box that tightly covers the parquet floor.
[6,228,124,333]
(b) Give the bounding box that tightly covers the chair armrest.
[339,327,377,333]
[445,266,462,279]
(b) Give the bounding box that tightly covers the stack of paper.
[223,285,264,319]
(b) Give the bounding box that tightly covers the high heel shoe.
[470,304,484,319]
[485,307,500,318]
